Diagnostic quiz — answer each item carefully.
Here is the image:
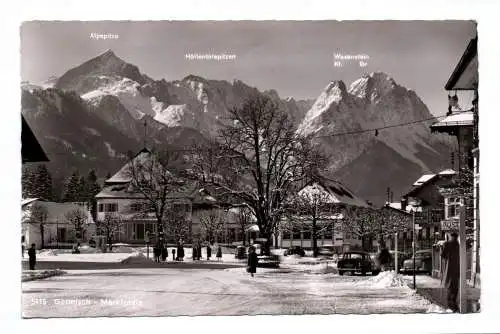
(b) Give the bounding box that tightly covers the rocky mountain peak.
[55,50,148,94]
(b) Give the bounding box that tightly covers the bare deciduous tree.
[64,208,88,242]
[126,149,187,240]
[199,210,226,244]
[30,203,48,249]
[191,94,326,254]
[165,205,191,245]
[96,212,125,250]
[286,185,343,257]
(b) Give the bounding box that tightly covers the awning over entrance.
[245,224,260,232]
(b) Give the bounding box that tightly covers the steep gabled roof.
[105,148,151,184]
[404,169,457,198]
[445,36,478,91]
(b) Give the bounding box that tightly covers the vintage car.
[337,251,380,276]
[388,250,410,272]
[400,249,432,275]
[317,245,335,258]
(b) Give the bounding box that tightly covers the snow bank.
[111,245,136,253]
[120,252,152,264]
[38,249,59,256]
[357,271,407,288]
[22,269,66,282]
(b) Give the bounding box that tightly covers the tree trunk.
[312,217,318,257]
[40,224,45,249]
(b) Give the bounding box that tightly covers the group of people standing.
[192,242,223,261]
[151,242,224,262]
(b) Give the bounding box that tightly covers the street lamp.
[409,199,421,289]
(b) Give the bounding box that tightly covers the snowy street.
[22,266,447,317]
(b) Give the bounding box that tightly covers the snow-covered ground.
[22,269,67,282]
[30,245,242,264]
[22,267,448,317]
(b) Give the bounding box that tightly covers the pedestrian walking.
[207,244,212,261]
[21,235,26,258]
[161,246,168,262]
[216,246,222,262]
[197,243,203,260]
[172,248,176,261]
[28,243,36,270]
[441,232,460,312]
[192,245,197,260]
[247,246,258,277]
[377,246,392,271]
[154,245,161,263]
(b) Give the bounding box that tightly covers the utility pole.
[412,209,416,289]
[394,231,398,273]
[143,119,147,148]
[459,199,467,313]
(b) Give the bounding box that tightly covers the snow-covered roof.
[22,201,94,224]
[21,198,46,208]
[438,169,457,176]
[245,224,260,232]
[298,178,369,208]
[105,148,152,184]
[385,202,422,213]
[413,174,436,186]
[431,111,473,128]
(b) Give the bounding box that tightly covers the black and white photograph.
[18,18,482,319]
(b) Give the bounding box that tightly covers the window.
[283,231,290,240]
[101,203,118,212]
[131,203,143,212]
[446,197,461,219]
[293,230,301,240]
[303,230,311,240]
[324,226,333,239]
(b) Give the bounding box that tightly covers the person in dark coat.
[179,245,185,261]
[216,246,222,261]
[207,244,212,260]
[247,246,258,277]
[28,243,36,270]
[154,245,161,263]
[21,235,26,258]
[172,248,176,261]
[197,243,203,260]
[192,245,197,260]
[161,246,168,262]
[441,232,460,312]
[377,247,392,271]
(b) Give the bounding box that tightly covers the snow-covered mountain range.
[22,50,452,204]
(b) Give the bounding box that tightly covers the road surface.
[22,267,445,317]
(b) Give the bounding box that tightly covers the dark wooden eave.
[445,36,478,91]
[22,115,49,163]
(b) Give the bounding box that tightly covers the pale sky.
[21,21,476,116]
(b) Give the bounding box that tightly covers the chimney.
[401,197,408,212]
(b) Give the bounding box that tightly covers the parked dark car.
[284,246,306,257]
[388,251,410,272]
[400,249,432,275]
[337,251,380,276]
[317,246,335,257]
